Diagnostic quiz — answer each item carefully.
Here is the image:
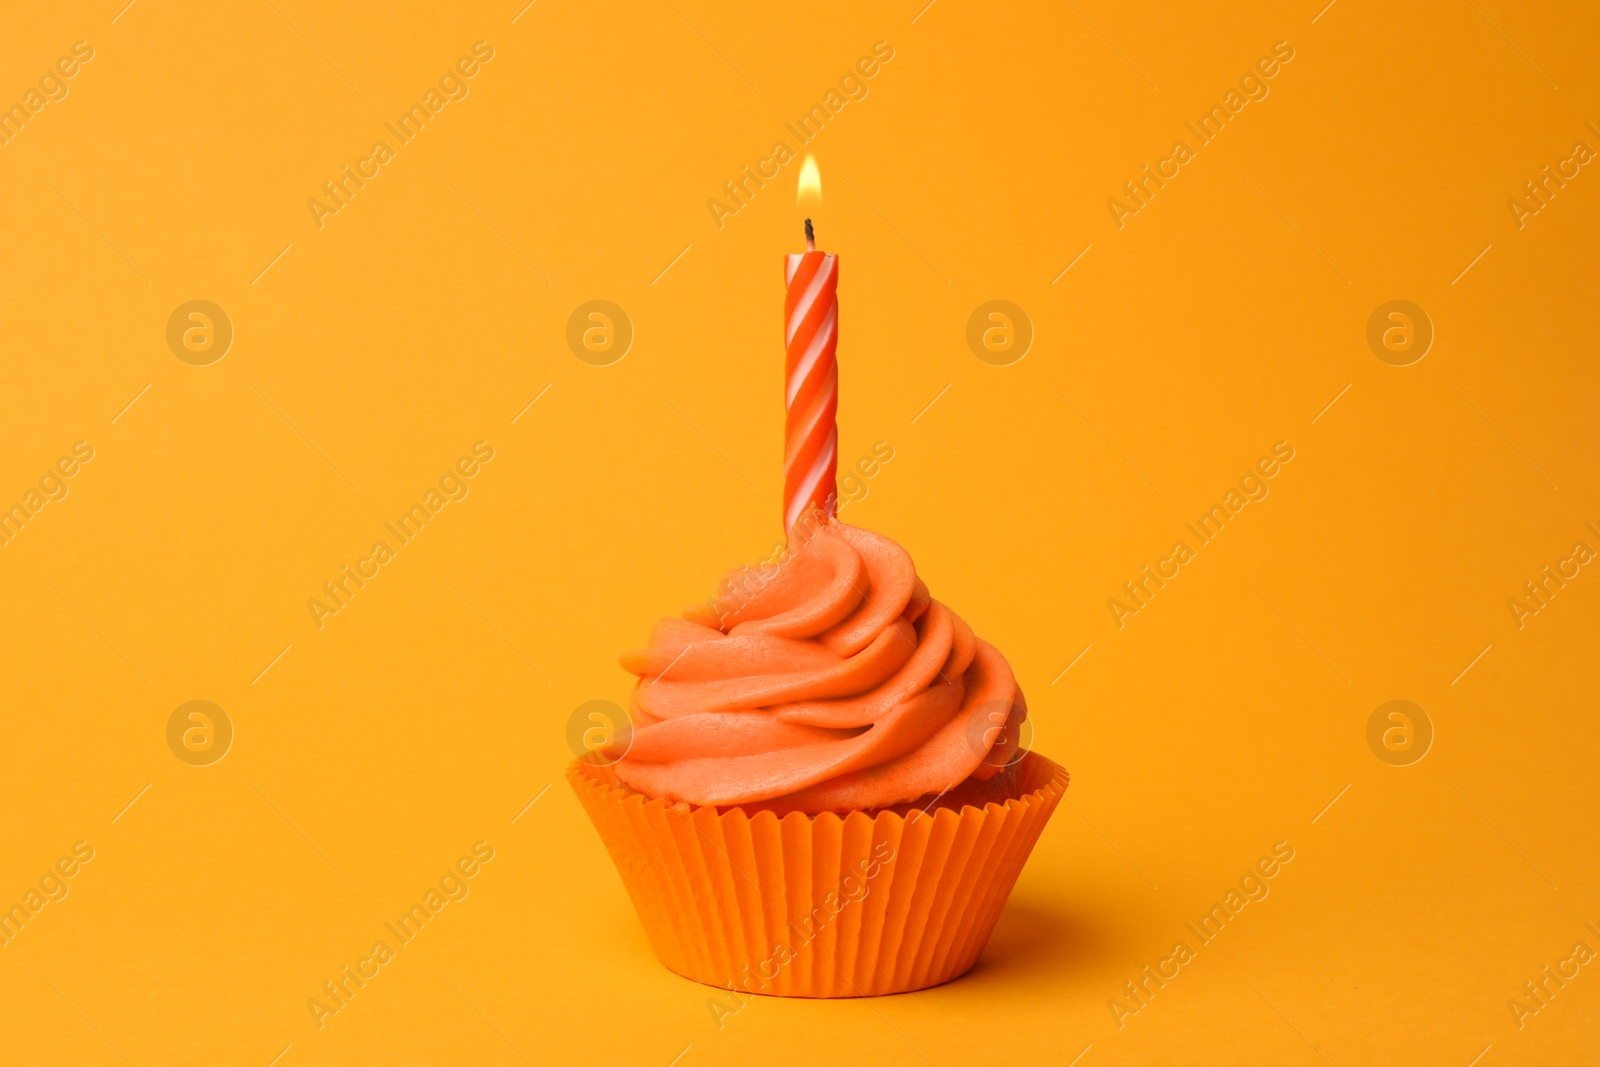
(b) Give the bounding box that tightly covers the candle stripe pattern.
[784,251,839,534]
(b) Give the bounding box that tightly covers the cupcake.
[569,511,1068,997]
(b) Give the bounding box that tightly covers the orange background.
[2,0,1598,1063]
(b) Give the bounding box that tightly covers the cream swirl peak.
[610,520,1026,812]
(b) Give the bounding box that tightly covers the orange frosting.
[610,520,1026,812]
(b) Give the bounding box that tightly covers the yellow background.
[2,0,1597,1063]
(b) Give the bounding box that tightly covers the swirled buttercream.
[610,520,1026,812]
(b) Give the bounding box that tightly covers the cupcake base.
[568,751,1068,998]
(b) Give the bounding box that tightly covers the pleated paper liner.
[568,751,1068,998]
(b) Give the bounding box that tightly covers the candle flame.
[797,155,822,204]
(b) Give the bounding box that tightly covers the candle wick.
[804,217,815,251]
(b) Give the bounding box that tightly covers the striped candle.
[783,219,839,535]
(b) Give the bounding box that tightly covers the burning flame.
[797,155,822,204]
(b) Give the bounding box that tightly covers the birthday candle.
[783,218,838,535]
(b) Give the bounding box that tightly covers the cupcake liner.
[568,751,1068,997]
